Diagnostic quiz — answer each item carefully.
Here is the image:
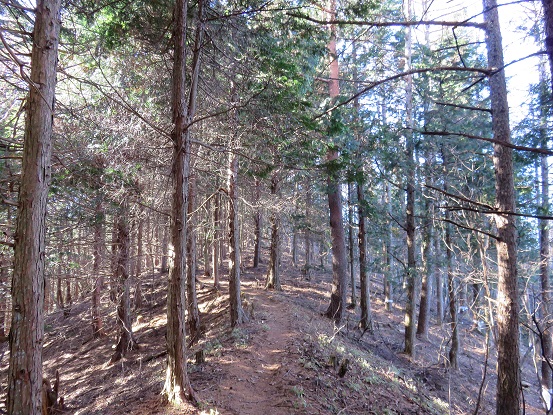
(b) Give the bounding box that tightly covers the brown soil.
[0,255,544,415]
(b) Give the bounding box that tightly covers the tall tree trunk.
[403,0,417,357]
[384,182,393,312]
[538,61,552,412]
[212,189,220,290]
[136,210,143,278]
[445,210,459,369]
[304,179,312,280]
[228,118,247,325]
[325,0,348,324]
[92,200,105,338]
[483,0,520,412]
[110,209,138,363]
[7,0,61,413]
[435,224,444,325]
[163,0,203,404]
[161,219,169,273]
[348,182,356,308]
[187,172,200,342]
[417,195,433,338]
[253,178,262,268]
[542,0,553,91]
[357,182,373,332]
[265,173,281,290]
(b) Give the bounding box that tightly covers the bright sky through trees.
[424,0,543,124]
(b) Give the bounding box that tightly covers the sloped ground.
[0,256,544,414]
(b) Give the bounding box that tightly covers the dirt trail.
[211,286,303,415]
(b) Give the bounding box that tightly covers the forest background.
[1,0,552,414]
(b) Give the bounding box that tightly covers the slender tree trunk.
[483,0,521,412]
[357,182,373,331]
[253,178,262,268]
[304,180,312,279]
[161,219,169,273]
[445,211,459,369]
[417,197,433,338]
[348,182,356,308]
[163,0,203,404]
[538,61,552,412]
[212,189,220,290]
[384,183,393,312]
[435,225,444,325]
[542,0,553,91]
[110,209,138,363]
[228,115,247,325]
[7,0,60,412]
[266,173,281,290]
[325,0,348,324]
[187,172,200,341]
[403,0,417,357]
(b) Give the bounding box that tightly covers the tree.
[403,0,417,357]
[163,0,201,404]
[6,0,61,413]
[110,205,138,363]
[483,0,521,412]
[324,0,349,325]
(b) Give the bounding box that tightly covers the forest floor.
[0,252,545,415]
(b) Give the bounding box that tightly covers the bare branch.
[434,101,492,113]
[287,12,487,29]
[421,130,553,156]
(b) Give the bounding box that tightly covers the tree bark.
[357,182,373,332]
[228,115,247,326]
[542,0,553,91]
[265,173,281,290]
[483,0,521,412]
[417,193,433,338]
[163,0,201,404]
[403,0,417,357]
[110,209,138,363]
[7,0,61,413]
[253,178,262,268]
[347,182,356,308]
[212,189,220,290]
[304,179,312,279]
[538,61,552,411]
[324,0,348,325]
[187,172,200,342]
[384,182,393,312]
[445,210,459,369]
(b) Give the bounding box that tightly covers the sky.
[422,0,543,125]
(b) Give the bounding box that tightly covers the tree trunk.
[110,210,138,363]
[384,182,393,312]
[538,61,552,412]
[253,178,262,268]
[348,182,356,308]
[161,219,169,273]
[7,0,61,413]
[304,180,312,280]
[417,195,433,338]
[435,226,444,325]
[324,0,348,325]
[187,172,200,342]
[403,0,417,357]
[445,211,459,369]
[163,0,202,404]
[212,189,220,290]
[483,0,521,412]
[228,120,247,325]
[266,173,281,290]
[542,0,553,91]
[357,182,373,332]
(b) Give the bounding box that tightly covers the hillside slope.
[0,259,543,414]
